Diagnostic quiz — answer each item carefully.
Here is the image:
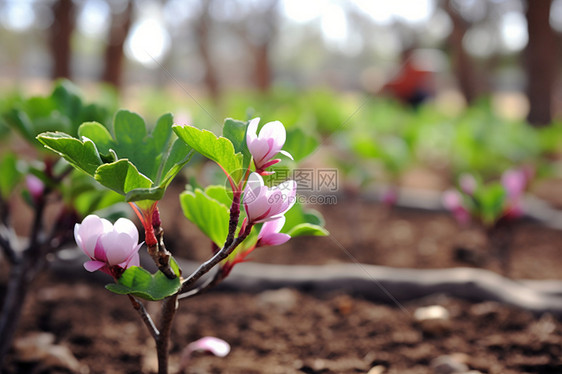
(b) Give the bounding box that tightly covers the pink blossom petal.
[258,216,286,239]
[258,121,285,146]
[125,251,141,268]
[186,336,230,357]
[246,117,260,145]
[279,149,293,160]
[260,232,291,246]
[93,237,108,262]
[101,231,136,266]
[250,141,272,165]
[113,218,139,244]
[179,337,230,370]
[83,260,106,272]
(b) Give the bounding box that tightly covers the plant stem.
[180,223,253,293]
[128,295,159,340]
[223,191,241,249]
[0,196,47,365]
[156,294,178,374]
[0,225,17,264]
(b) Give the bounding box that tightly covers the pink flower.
[501,169,527,200]
[74,215,142,277]
[501,169,528,220]
[442,190,470,225]
[256,216,291,247]
[459,173,477,195]
[246,118,293,173]
[25,175,44,204]
[243,172,296,224]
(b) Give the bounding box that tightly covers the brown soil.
[3,196,562,373]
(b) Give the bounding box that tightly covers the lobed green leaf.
[105,266,181,301]
[179,188,229,247]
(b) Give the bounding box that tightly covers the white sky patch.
[125,17,171,67]
[499,12,527,53]
[2,1,35,32]
[321,3,348,45]
[392,0,435,24]
[551,0,562,32]
[281,0,326,23]
[353,0,393,25]
[77,0,111,38]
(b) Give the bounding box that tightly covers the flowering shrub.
[32,111,327,373]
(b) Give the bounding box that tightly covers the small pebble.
[414,305,451,335]
[257,288,298,312]
[367,365,386,374]
[431,355,469,374]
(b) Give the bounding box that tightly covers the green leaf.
[180,188,229,247]
[204,185,233,207]
[287,223,329,237]
[105,266,181,301]
[223,118,252,170]
[38,111,192,202]
[78,121,114,158]
[173,124,243,183]
[37,132,103,175]
[0,153,21,200]
[284,127,319,162]
[282,201,328,237]
[94,159,153,197]
[159,138,193,188]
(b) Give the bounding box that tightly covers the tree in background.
[525,0,557,126]
[49,0,75,79]
[195,0,221,102]
[101,1,133,89]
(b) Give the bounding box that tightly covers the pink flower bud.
[25,175,44,203]
[74,215,142,277]
[243,173,296,224]
[257,216,291,247]
[246,118,293,173]
[459,173,477,195]
[442,190,470,225]
[501,169,527,199]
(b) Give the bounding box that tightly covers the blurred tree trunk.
[101,1,134,89]
[444,0,482,105]
[525,0,556,126]
[48,0,75,79]
[252,0,279,93]
[195,0,221,102]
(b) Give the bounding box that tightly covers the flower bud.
[74,215,142,277]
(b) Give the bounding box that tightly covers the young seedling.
[443,168,531,276]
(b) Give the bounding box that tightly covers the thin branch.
[0,225,17,264]
[180,223,253,293]
[128,295,159,340]
[223,191,241,249]
[178,268,223,301]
